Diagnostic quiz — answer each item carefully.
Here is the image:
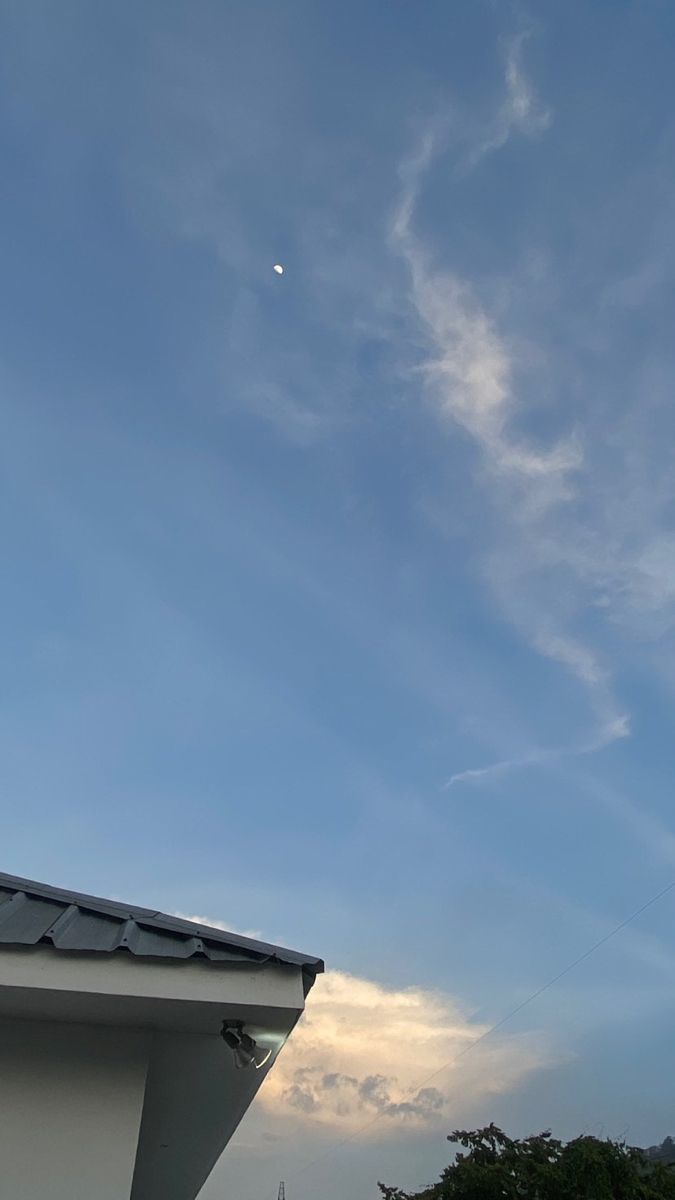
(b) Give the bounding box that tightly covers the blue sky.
[3,0,675,1195]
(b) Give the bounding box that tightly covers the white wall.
[0,951,307,1199]
[132,1030,261,1200]
[0,1018,150,1200]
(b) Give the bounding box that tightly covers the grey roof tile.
[0,871,323,994]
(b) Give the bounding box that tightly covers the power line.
[279,875,675,1187]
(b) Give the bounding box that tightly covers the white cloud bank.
[258,970,555,1138]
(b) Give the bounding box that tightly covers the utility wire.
[273,875,675,1189]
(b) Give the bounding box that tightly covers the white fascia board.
[0,945,306,1036]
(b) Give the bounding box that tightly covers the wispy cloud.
[391,119,577,502]
[445,715,630,789]
[258,970,555,1137]
[467,32,551,169]
[389,38,637,780]
[445,748,557,789]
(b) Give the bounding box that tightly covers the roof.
[0,871,323,994]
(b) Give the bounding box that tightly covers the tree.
[646,1140,675,1168]
[379,1124,675,1200]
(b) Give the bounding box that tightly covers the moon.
[273,264,284,275]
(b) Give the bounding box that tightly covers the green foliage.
[379,1124,675,1200]
[646,1140,675,1167]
